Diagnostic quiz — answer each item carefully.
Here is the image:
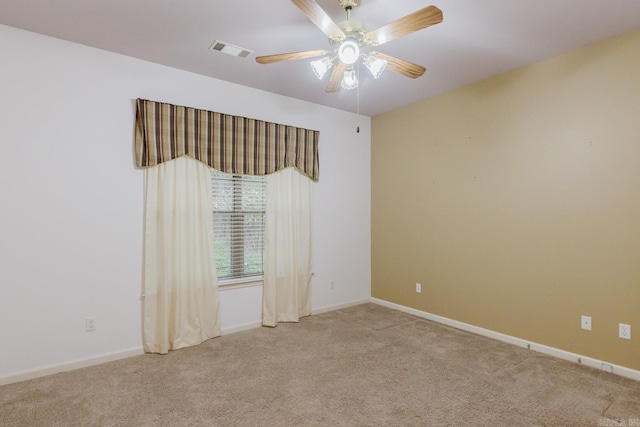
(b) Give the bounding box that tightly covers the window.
[211,170,266,281]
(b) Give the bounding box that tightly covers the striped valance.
[135,99,320,181]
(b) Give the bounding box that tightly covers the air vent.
[209,40,252,59]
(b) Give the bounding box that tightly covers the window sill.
[218,277,263,291]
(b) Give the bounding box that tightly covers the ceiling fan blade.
[256,49,329,64]
[326,63,346,93]
[370,51,426,79]
[366,5,443,46]
[291,0,346,40]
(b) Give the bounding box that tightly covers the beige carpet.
[1,303,639,426]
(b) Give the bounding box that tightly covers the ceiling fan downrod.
[339,0,359,19]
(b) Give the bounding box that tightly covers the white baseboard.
[221,321,263,335]
[221,297,372,334]
[16,297,616,387]
[312,297,372,315]
[1,298,372,386]
[371,297,640,382]
[0,347,144,386]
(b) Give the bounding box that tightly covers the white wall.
[0,24,371,380]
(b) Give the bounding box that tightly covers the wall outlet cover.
[619,323,631,340]
[581,315,591,331]
[85,316,96,332]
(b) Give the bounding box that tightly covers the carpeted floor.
[1,303,639,426]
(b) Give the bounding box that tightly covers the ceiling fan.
[255,0,443,92]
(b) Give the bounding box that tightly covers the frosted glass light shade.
[338,39,360,65]
[310,56,334,80]
[363,55,387,79]
[341,68,359,90]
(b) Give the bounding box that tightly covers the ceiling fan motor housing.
[338,0,359,11]
[331,19,369,48]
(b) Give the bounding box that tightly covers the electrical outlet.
[415,283,422,293]
[330,280,335,289]
[619,323,631,340]
[85,316,96,332]
[581,315,591,331]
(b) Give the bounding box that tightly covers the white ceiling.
[2,0,640,117]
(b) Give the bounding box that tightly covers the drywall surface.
[0,24,371,378]
[372,29,640,370]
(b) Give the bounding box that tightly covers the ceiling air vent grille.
[210,40,252,59]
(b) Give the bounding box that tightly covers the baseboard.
[371,297,640,382]
[221,321,263,335]
[0,347,144,386]
[221,298,371,333]
[1,299,371,386]
[312,297,372,315]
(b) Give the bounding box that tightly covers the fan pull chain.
[356,61,360,133]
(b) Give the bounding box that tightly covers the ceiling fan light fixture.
[363,54,387,79]
[310,56,334,80]
[337,38,360,65]
[341,67,359,90]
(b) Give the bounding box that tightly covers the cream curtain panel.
[143,156,221,354]
[135,98,320,182]
[263,167,312,327]
[136,99,319,344]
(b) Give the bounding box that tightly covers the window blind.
[211,169,266,281]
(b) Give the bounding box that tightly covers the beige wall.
[372,29,640,370]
